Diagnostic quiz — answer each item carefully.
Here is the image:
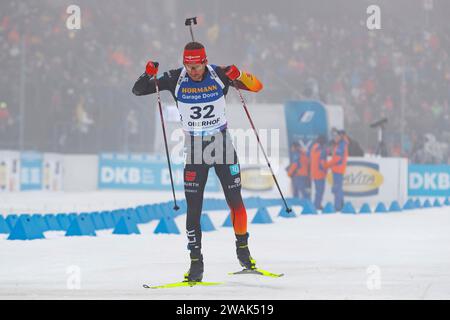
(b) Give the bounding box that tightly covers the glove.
[224,65,241,81]
[145,61,159,76]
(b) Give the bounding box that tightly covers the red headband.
[183,48,207,64]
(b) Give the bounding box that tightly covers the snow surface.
[1,191,450,300]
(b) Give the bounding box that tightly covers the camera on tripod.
[370,117,388,157]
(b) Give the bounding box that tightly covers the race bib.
[175,65,228,136]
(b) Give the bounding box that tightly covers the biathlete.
[132,41,263,281]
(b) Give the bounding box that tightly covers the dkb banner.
[98,153,220,191]
[408,164,450,197]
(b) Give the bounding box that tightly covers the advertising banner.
[266,156,408,207]
[238,157,409,207]
[98,153,220,191]
[20,152,43,191]
[43,153,64,191]
[0,151,20,192]
[321,157,408,207]
[408,164,450,197]
[284,100,343,159]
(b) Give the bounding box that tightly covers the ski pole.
[182,17,291,212]
[153,66,180,211]
[233,84,292,213]
[185,17,197,42]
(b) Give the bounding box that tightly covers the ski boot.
[235,233,256,270]
[184,250,204,282]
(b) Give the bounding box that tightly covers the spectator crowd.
[0,0,449,163]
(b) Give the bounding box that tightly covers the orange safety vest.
[310,142,327,180]
[327,137,348,174]
[287,149,309,177]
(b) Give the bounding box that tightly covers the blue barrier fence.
[1,195,449,240]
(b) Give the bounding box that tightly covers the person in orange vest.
[324,129,349,211]
[309,135,328,210]
[287,141,311,200]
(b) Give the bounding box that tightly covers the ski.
[143,280,223,289]
[144,268,283,289]
[228,268,284,278]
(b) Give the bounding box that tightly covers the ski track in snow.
[1,191,450,299]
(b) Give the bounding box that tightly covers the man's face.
[184,63,206,81]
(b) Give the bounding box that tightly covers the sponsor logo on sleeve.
[229,164,240,176]
[185,170,197,182]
